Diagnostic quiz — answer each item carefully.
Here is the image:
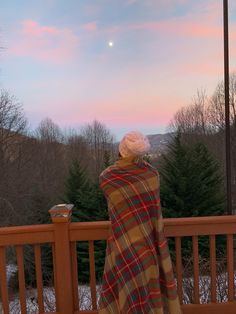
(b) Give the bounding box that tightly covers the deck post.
[49,204,74,314]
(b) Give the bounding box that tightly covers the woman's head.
[119,131,150,158]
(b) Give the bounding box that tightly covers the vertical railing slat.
[89,240,97,310]
[52,242,59,312]
[0,247,10,314]
[192,236,199,304]
[34,244,44,313]
[210,235,216,302]
[71,241,79,310]
[227,234,234,301]
[16,245,27,314]
[175,237,183,304]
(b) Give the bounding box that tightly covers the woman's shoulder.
[99,164,118,182]
[142,160,159,175]
[99,165,121,194]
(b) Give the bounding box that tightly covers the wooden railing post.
[49,204,74,314]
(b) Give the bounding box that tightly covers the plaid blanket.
[98,156,182,314]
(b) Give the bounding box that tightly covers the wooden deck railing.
[0,204,236,314]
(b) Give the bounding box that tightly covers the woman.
[98,131,182,314]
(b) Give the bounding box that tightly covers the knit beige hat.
[119,131,150,157]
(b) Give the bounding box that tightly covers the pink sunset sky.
[0,0,236,139]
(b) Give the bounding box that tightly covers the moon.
[108,41,114,47]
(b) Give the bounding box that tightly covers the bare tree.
[32,118,66,200]
[35,117,63,143]
[64,129,89,170]
[208,73,236,132]
[170,89,210,136]
[0,90,28,162]
[0,89,28,226]
[81,120,116,179]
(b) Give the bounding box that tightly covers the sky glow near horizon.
[0,0,236,139]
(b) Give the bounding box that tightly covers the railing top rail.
[69,215,236,239]
[0,223,54,235]
[0,224,54,246]
[164,215,236,237]
[164,215,236,225]
[69,221,110,230]
[1,215,236,245]
[69,215,236,228]
[69,221,110,241]
[0,215,235,234]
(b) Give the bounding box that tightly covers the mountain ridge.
[147,133,173,153]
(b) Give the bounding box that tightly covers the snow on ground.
[1,265,102,313]
[1,264,236,313]
[0,285,102,313]
[6,264,17,282]
[182,273,236,304]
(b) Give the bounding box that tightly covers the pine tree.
[160,134,191,218]
[187,142,225,216]
[64,159,108,282]
[64,160,90,213]
[160,134,225,218]
[160,133,225,257]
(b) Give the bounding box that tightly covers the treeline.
[0,89,116,229]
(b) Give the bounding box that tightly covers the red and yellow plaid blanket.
[98,156,182,314]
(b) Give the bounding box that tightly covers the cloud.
[128,20,222,39]
[9,20,79,63]
[105,1,229,40]
[179,62,223,77]
[82,22,97,31]
[43,93,182,130]
[126,0,138,5]
[126,0,189,7]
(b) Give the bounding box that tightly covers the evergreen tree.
[160,134,224,218]
[64,160,90,212]
[160,133,225,257]
[187,142,225,216]
[64,159,108,282]
[160,134,191,218]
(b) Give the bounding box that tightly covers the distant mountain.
[147,133,173,155]
[115,133,173,157]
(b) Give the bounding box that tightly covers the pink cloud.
[82,22,97,31]
[127,0,189,8]
[126,0,138,5]
[10,20,79,63]
[129,20,222,39]
[44,93,183,129]
[179,62,223,77]
[108,1,228,40]
[22,20,59,36]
